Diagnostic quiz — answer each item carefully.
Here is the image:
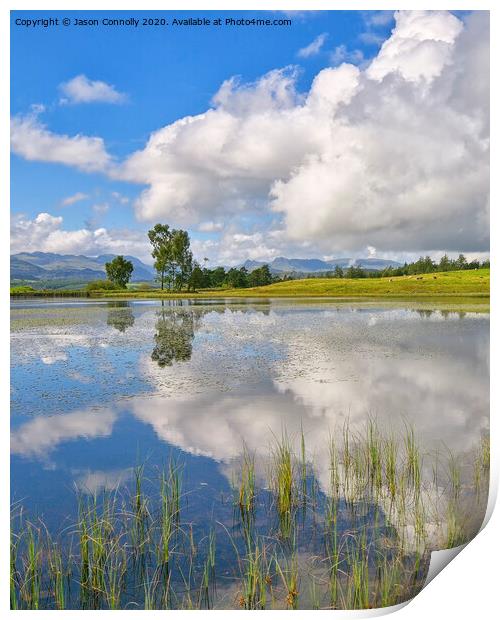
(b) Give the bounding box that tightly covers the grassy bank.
[11,424,489,610]
[11,269,489,300]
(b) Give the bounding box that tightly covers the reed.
[270,432,297,539]
[274,545,299,610]
[403,424,421,496]
[367,419,383,494]
[237,446,255,522]
[199,530,216,608]
[383,436,398,503]
[300,425,307,505]
[10,526,20,610]
[19,524,42,609]
[10,427,489,610]
[47,539,66,609]
[239,540,268,609]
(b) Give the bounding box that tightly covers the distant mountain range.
[11,252,402,287]
[11,252,155,283]
[241,256,401,274]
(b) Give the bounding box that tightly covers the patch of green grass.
[234,268,490,298]
[11,269,490,299]
[10,285,36,294]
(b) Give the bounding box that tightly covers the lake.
[10,298,490,610]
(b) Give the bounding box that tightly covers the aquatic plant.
[10,425,489,610]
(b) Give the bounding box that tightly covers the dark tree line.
[322,254,490,280]
[379,254,489,278]
[189,263,276,289]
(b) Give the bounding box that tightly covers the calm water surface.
[10,298,489,606]
[11,299,489,517]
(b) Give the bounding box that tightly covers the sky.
[10,10,489,265]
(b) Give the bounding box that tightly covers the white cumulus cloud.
[11,11,489,258]
[114,10,488,255]
[11,113,112,173]
[59,74,126,104]
[367,10,463,83]
[11,212,151,260]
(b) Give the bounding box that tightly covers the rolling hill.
[11,252,155,286]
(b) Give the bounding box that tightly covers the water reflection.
[415,308,467,319]
[11,407,117,459]
[106,301,135,332]
[151,303,197,367]
[11,301,489,543]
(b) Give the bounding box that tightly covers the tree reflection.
[150,301,272,367]
[151,302,197,367]
[106,302,135,332]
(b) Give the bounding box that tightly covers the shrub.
[86,280,121,292]
[10,285,36,294]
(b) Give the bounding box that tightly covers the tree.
[346,265,365,278]
[148,224,171,290]
[333,265,344,279]
[456,254,468,270]
[105,256,134,288]
[148,224,193,291]
[171,229,193,291]
[259,264,272,285]
[439,254,451,272]
[188,263,205,291]
[210,266,226,287]
[225,267,248,288]
[248,264,273,287]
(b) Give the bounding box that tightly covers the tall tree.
[148,224,171,290]
[439,254,451,272]
[456,254,467,270]
[105,255,134,288]
[171,229,193,291]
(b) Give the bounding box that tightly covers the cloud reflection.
[11,408,117,458]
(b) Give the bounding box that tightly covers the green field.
[233,268,490,298]
[11,268,490,300]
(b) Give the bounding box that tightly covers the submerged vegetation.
[11,424,489,610]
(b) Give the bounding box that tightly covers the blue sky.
[10,10,489,264]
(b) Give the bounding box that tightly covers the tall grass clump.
[403,424,421,496]
[18,524,42,609]
[198,530,217,609]
[270,432,298,539]
[10,427,489,610]
[274,544,299,609]
[239,539,269,609]
[237,446,256,523]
